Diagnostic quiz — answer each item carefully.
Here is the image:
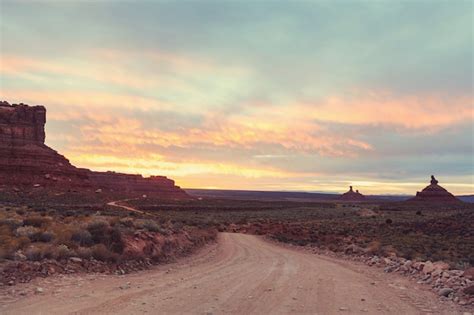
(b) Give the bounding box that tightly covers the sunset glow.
[1,1,472,194]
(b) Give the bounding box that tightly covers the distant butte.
[0,101,189,198]
[340,186,365,201]
[409,175,461,203]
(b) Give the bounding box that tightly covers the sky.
[0,0,473,194]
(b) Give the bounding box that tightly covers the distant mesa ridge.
[0,101,188,198]
[408,175,461,203]
[340,185,365,201]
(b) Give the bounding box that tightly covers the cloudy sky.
[1,1,472,194]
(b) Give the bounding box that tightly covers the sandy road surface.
[106,199,145,214]
[1,233,458,315]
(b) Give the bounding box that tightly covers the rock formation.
[0,101,188,198]
[340,186,365,201]
[0,101,90,187]
[89,172,186,196]
[409,175,460,203]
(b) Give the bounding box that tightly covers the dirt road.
[1,233,457,314]
[106,199,145,215]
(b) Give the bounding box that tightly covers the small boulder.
[422,261,435,274]
[463,285,474,296]
[433,261,450,271]
[13,251,27,261]
[344,244,365,255]
[462,267,474,280]
[69,257,82,263]
[438,288,453,297]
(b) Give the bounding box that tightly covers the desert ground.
[1,193,473,314]
[0,233,459,315]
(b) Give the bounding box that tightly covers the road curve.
[2,233,456,315]
[106,199,145,214]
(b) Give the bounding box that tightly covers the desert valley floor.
[1,233,460,315]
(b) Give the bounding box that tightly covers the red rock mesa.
[409,175,461,203]
[340,186,366,201]
[0,101,188,198]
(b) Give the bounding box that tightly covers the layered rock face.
[409,176,460,203]
[0,101,90,186]
[340,186,365,201]
[0,101,188,198]
[89,172,188,197]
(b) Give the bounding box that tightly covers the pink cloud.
[294,91,473,130]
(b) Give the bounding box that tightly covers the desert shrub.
[15,226,40,238]
[119,218,134,227]
[76,247,93,259]
[50,227,75,246]
[380,245,398,257]
[0,218,23,230]
[385,218,393,225]
[87,220,109,232]
[0,248,12,260]
[29,231,55,243]
[71,230,93,246]
[24,246,44,261]
[24,216,51,227]
[55,244,74,260]
[16,236,31,249]
[135,219,162,232]
[16,209,25,216]
[172,221,184,230]
[108,217,120,227]
[87,219,110,243]
[25,246,55,261]
[64,210,75,217]
[91,244,118,262]
[365,240,382,254]
[109,226,125,253]
[0,232,31,260]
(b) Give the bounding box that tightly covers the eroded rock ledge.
[0,101,188,198]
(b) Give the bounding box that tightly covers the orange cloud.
[294,92,473,130]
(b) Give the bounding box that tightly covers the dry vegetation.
[1,193,473,286]
[129,198,474,269]
[0,201,216,285]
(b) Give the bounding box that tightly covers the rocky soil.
[288,243,474,309]
[0,233,465,314]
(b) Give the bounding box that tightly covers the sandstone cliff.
[0,101,90,186]
[0,101,188,198]
[409,176,461,203]
[340,186,365,201]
